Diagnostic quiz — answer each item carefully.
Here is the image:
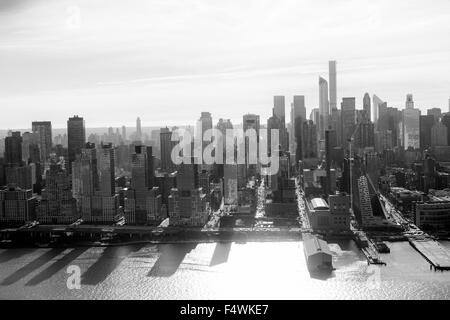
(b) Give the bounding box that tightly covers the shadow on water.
[26,247,89,286]
[148,243,197,277]
[209,242,232,267]
[0,248,65,285]
[81,244,145,286]
[0,248,37,264]
[309,271,336,281]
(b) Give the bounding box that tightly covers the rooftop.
[310,198,329,210]
[304,234,332,257]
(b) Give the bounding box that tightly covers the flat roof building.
[303,234,333,273]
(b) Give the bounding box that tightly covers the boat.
[374,241,390,253]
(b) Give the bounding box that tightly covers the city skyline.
[4,0,450,304]
[1,0,450,128]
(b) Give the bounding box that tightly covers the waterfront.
[1,241,450,300]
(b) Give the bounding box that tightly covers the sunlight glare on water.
[1,241,450,300]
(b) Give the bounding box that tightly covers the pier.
[353,230,387,266]
[408,237,450,271]
[361,246,386,266]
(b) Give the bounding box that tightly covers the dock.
[409,237,450,271]
[361,246,387,266]
[353,230,387,266]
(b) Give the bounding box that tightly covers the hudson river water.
[1,241,450,299]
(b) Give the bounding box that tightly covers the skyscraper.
[4,132,23,166]
[38,158,77,224]
[160,127,177,172]
[329,61,337,112]
[325,129,336,195]
[427,108,442,122]
[319,77,329,139]
[216,118,233,174]
[136,117,142,141]
[125,145,160,224]
[130,145,154,191]
[406,94,414,109]
[310,108,320,125]
[273,96,288,152]
[121,125,127,141]
[198,112,213,158]
[294,116,304,162]
[5,164,33,190]
[72,143,98,202]
[292,96,307,121]
[442,114,450,146]
[377,107,402,148]
[168,161,208,227]
[290,96,307,154]
[273,96,286,124]
[267,115,282,156]
[243,114,260,178]
[72,143,118,223]
[372,94,384,124]
[243,114,260,136]
[363,93,371,123]
[67,116,86,171]
[431,121,448,147]
[355,122,375,150]
[329,107,342,147]
[21,132,39,165]
[302,120,318,159]
[97,143,115,197]
[419,115,435,150]
[403,107,421,150]
[224,163,238,205]
[32,121,52,164]
[341,98,356,147]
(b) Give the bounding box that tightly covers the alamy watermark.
[170,125,280,176]
[66,265,81,290]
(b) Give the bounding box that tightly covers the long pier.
[408,237,450,271]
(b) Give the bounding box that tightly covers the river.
[1,241,450,299]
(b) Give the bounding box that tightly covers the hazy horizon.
[1,0,450,129]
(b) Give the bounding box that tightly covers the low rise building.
[303,234,333,273]
[389,187,424,216]
[414,189,450,229]
[415,200,450,229]
[305,193,351,231]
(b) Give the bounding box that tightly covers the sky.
[1,0,450,129]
